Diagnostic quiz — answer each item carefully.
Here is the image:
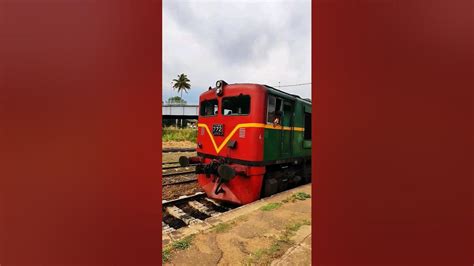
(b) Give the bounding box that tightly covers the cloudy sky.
[163,0,311,104]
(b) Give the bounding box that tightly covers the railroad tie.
[162,221,175,233]
[188,200,219,217]
[204,198,229,210]
[166,206,202,225]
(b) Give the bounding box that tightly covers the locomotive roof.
[204,82,312,105]
[263,85,312,105]
[218,83,311,105]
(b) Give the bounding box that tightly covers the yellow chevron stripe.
[198,123,305,153]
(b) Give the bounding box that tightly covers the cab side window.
[267,95,282,123]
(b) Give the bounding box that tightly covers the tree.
[172,73,191,100]
[166,96,187,105]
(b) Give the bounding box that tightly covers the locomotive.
[179,80,312,205]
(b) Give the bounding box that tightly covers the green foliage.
[286,219,311,232]
[260,192,311,211]
[249,248,266,262]
[166,96,187,104]
[211,216,247,233]
[260,202,282,211]
[162,127,197,142]
[162,247,171,263]
[245,219,311,265]
[282,192,311,203]
[294,192,311,200]
[172,235,194,250]
[211,222,233,233]
[162,235,195,263]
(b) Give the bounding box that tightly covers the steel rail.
[162,148,195,153]
[162,165,195,170]
[162,178,197,186]
[162,170,196,177]
[162,192,205,207]
[162,161,179,165]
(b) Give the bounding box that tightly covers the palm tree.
[172,74,191,100]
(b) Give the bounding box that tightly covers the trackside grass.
[246,219,311,264]
[162,127,197,142]
[162,235,195,263]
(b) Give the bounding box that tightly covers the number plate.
[212,124,224,136]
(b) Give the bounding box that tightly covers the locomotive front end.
[180,82,268,205]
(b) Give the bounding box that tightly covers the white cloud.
[163,0,311,104]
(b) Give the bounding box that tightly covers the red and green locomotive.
[179,80,312,205]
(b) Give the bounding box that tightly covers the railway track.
[162,178,197,186]
[162,193,236,233]
[162,165,187,170]
[162,148,195,153]
[162,169,195,178]
[162,163,200,204]
[162,161,179,165]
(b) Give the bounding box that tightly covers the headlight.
[215,80,227,96]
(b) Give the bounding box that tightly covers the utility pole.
[171,81,178,128]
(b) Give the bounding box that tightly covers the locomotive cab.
[180,81,311,205]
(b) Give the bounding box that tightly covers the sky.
[163,0,311,104]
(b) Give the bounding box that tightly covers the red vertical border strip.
[158,0,164,262]
[0,1,162,264]
[0,1,6,263]
[311,0,317,264]
[313,0,473,265]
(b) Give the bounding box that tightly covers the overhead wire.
[273,82,312,88]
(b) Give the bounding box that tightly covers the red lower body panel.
[197,165,265,205]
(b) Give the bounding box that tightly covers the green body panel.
[263,130,309,161]
[263,86,312,162]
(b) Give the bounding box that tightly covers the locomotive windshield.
[222,95,251,115]
[200,99,218,116]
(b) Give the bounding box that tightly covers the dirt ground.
[163,141,196,149]
[162,182,203,201]
[162,171,195,185]
[162,151,196,163]
[163,185,312,265]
